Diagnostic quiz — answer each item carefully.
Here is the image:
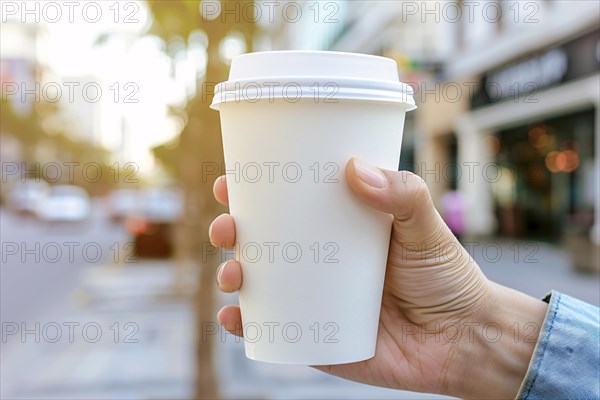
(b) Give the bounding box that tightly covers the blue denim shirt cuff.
[516,290,600,399]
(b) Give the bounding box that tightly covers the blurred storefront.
[417,2,599,252]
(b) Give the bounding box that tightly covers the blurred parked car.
[105,188,139,222]
[35,185,91,222]
[7,179,49,215]
[126,187,183,258]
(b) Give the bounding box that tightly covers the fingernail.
[353,158,386,188]
[216,262,227,286]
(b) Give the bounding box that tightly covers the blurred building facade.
[0,20,129,195]
[270,0,600,251]
[425,1,599,248]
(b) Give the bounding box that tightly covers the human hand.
[209,158,547,399]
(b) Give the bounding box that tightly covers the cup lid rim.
[211,51,416,109]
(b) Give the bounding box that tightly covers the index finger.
[213,175,229,206]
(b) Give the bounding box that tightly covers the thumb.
[345,158,448,243]
[346,158,489,323]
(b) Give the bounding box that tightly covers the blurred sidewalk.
[2,239,596,400]
[471,238,600,306]
[1,261,195,400]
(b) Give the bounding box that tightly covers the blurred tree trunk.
[147,2,255,398]
[177,51,227,400]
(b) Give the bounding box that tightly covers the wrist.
[451,282,548,399]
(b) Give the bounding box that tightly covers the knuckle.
[403,172,431,201]
[394,171,432,220]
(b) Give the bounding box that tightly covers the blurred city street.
[2,201,597,398]
[1,0,599,398]
[1,203,128,324]
[0,205,194,399]
[474,240,599,306]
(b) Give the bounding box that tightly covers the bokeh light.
[545,150,580,173]
[545,151,560,173]
[556,149,580,173]
[528,126,549,148]
[219,32,247,64]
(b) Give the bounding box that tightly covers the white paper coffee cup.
[211,51,415,365]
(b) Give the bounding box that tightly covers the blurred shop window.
[492,109,595,241]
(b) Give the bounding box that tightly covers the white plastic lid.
[210,50,416,110]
